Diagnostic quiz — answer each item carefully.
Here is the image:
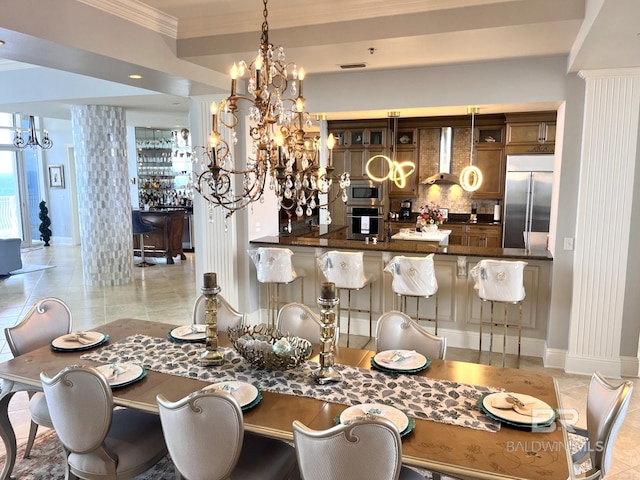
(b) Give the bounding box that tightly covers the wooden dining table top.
[0,318,571,480]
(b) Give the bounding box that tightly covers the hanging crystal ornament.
[190,0,350,219]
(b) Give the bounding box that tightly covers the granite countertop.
[250,233,553,261]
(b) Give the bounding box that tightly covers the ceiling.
[0,0,637,126]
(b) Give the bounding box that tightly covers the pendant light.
[459,107,482,192]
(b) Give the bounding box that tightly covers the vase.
[422,224,438,233]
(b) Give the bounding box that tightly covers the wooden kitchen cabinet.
[465,224,502,248]
[446,224,465,245]
[328,120,387,180]
[472,145,505,199]
[505,112,556,154]
[388,147,419,198]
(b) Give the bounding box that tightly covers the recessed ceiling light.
[129,74,143,79]
[0,40,5,46]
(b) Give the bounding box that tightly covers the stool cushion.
[471,259,527,302]
[384,255,438,297]
[317,251,368,289]
[249,247,297,283]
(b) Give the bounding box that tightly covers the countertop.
[250,229,553,261]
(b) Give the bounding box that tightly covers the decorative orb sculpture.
[228,324,312,371]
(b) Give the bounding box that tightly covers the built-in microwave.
[347,179,384,206]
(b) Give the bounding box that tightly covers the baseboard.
[543,348,567,370]
[50,236,75,246]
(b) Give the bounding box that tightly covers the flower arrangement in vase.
[418,203,444,232]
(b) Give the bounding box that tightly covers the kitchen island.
[250,227,553,359]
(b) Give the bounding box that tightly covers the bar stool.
[471,259,527,367]
[248,247,304,327]
[132,210,157,267]
[384,254,439,334]
[316,250,375,347]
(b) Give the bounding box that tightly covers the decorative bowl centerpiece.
[228,324,313,371]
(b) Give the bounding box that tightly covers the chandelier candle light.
[200,272,225,366]
[14,115,53,150]
[191,0,350,219]
[313,282,342,385]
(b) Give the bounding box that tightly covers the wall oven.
[346,206,384,240]
[347,179,385,206]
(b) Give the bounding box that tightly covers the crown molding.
[76,0,178,38]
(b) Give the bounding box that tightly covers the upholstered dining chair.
[193,294,245,331]
[375,311,447,360]
[276,302,338,345]
[4,297,72,458]
[570,371,633,479]
[157,390,299,480]
[292,418,424,480]
[41,365,168,480]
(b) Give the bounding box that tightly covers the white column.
[71,105,133,286]
[565,68,640,377]
[189,96,241,311]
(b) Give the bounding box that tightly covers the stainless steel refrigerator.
[502,155,554,249]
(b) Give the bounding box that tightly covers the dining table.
[0,318,572,480]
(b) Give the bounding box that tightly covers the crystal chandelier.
[14,115,53,150]
[191,0,350,220]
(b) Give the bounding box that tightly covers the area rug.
[9,264,55,275]
[3,429,176,479]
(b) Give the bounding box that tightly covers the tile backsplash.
[417,185,497,214]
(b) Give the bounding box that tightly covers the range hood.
[421,127,460,185]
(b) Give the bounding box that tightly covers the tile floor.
[1,244,640,478]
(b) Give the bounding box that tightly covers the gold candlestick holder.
[200,272,225,366]
[313,282,342,384]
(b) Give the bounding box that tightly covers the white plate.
[51,331,106,350]
[339,403,409,433]
[203,381,259,409]
[170,324,206,341]
[482,392,555,425]
[95,363,145,388]
[373,350,428,371]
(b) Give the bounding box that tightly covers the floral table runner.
[81,334,501,432]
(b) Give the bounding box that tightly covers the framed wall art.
[48,165,65,188]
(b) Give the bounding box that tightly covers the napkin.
[63,332,94,345]
[387,350,416,363]
[103,364,128,380]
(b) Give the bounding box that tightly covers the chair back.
[586,371,633,476]
[5,297,72,356]
[293,418,404,480]
[375,311,447,360]
[131,210,155,235]
[40,366,113,456]
[470,259,527,302]
[317,250,368,289]
[248,247,297,283]
[157,391,244,480]
[384,254,438,297]
[193,294,245,331]
[276,302,337,345]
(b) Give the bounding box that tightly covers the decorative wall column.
[189,97,244,313]
[71,105,133,286]
[565,69,640,377]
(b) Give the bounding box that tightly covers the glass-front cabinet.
[136,127,193,209]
